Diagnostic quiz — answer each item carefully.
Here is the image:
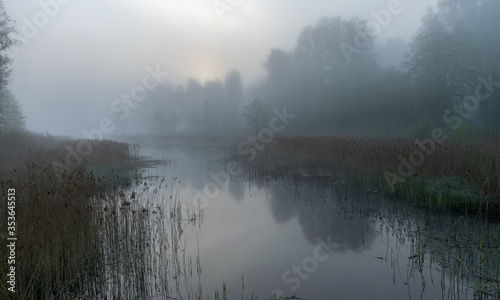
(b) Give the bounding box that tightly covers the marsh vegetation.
[230,136,500,213]
[0,132,205,299]
[1,0,500,299]
[1,133,500,299]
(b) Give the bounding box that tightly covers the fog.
[3,2,500,298]
[4,0,438,136]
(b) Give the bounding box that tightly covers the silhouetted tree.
[430,0,500,138]
[264,48,295,85]
[470,0,500,139]
[292,16,379,133]
[224,70,243,103]
[224,70,243,131]
[0,89,25,132]
[202,79,225,131]
[404,9,474,126]
[185,78,203,131]
[242,97,268,135]
[0,1,15,91]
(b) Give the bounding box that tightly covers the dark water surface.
[136,144,480,300]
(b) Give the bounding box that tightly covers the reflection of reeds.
[230,135,500,299]
[263,175,500,299]
[409,217,500,299]
[94,177,203,299]
[230,136,500,213]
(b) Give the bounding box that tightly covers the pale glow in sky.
[3,0,437,136]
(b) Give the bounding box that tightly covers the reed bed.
[116,133,243,149]
[0,132,203,299]
[407,215,500,299]
[0,131,137,183]
[230,136,500,214]
[228,135,500,298]
[0,165,203,299]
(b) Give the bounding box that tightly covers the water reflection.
[228,180,245,202]
[137,144,498,299]
[266,178,376,253]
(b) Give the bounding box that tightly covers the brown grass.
[0,131,135,298]
[231,135,500,213]
[0,131,202,299]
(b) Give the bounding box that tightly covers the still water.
[135,143,478,300]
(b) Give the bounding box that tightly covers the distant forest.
[1,0,499,141]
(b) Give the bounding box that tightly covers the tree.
[223,70,243,131]
[292,16,379,133]
[150,111,179,133]
[264,48,295,85]
[404,9,475,126]
[434,0,500,138]
[474,0,500,73]
[185,78,203,131]
[262,48,298,120]
[242,97,268,135]
[202,79,225,131]
[224,70,243,102]
[474,0,500,140]
[0,2,22,133]
[438,0,479,31]
[0,89,26,132]
[0,1,15,91]
[294,16,375,80]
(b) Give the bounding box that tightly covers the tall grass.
[408,216,500,299]
[0,131,202,298]
[115,133,242,148]
[229,136,500,214]
[227,135,500,298]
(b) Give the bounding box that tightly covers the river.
[128,142,493,300]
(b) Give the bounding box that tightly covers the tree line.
[0,1,25,133]
[122,0,499,140]
[1,0,499,140]
[248,0,500,139]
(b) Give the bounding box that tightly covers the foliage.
[242,97,268,135]
[0,89,26,132]
[0,0,15,90]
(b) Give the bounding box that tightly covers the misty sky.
[4,0,437,136]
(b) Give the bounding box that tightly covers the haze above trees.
[105,0,499,141]
[2,0,499,141]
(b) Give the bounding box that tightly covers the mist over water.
[2,0,500,299]
[137,144,477,299]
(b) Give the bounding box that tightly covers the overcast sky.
[4,0,437,136]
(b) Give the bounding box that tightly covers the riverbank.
[3,131,499,298]
[229,135,500,215]
[0,131,143,298]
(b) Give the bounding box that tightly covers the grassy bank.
[229,135,500,214]
[0,131,140,298]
